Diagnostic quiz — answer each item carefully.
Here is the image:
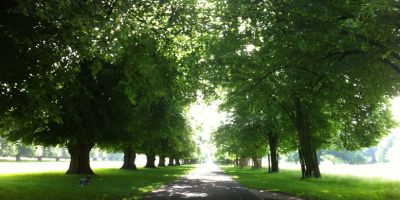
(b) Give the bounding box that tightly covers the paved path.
[142,164,262,200]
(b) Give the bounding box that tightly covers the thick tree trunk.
[121,147,137,170]
[158,155,166,167]
[251,155,261,169]
[145,154,156,168]
[239,156,248,168]
[56,157,60,161]
[66,143,94,175]
[37,156,43,161]
[175,158,181,166]
[268,130,279,172]
[235,155,239,167]
[168,157,175,166]
[295,99,321,178]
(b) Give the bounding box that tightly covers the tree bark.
[251,155,261,169]
[168,157,175,166]
[295,99,321,178]
[268,130,279,172]
[239,156,247,168]
[37,156,43,161]
[175,158,181,166]
[234,154,239,167]
[145,154,156,168]
[121,147,137,170]
[158,155,166,167]
[66,143,94,175]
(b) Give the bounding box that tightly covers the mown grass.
[222,166,400,200]
[0,165,193,200]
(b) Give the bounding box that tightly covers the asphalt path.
[142,164,262,200]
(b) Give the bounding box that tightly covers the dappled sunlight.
[0,165,192,199]
[143,164,261,199]
[138,185,158,193]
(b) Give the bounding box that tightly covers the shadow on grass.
[0,165,194,200]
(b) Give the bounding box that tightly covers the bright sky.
[391,96,400,119]
[188,97,227,161]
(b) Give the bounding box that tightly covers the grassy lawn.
[0,165,193,200]
[222,166,400,200]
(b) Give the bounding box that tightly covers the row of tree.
[0,0,202,174]
[208,0,400,178]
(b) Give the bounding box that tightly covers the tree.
[15,143,36,161]
[205,0,400,178]
[1,0,201,175]
[0,137,16,157]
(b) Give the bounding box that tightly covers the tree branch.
[381,58,400,75]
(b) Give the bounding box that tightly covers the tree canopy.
[1,0,400,178]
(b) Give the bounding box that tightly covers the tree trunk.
[145,154,156,168]
[121,147,137,170]
[239,156,247,168]
[158,155,166,167]
[66,143,94,175]
[168,157,175,166]
[268,130,279,172]
[295,99,321,178]
[251,155,261,169]
[175,158,181,166]
[235,154,239,167]
[37,156,43,161]
[299,149,306,177]
[56,157,60,161]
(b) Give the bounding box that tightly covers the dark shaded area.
[66,143,94,175]
[121,147,137,170]
[143,165,262,200]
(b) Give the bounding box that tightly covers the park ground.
[0,163,193,200]
[1,161,400,200]
[223,166,400,200]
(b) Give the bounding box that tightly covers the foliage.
[0,0,201,172]
[321,150,368,165]
[205,0,400,177]
[0,137,16,157]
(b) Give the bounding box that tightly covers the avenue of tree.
[209,0,400,178]
[0,0,201,174]
[1,0,400,179]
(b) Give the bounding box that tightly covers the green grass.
[0,165,193,200]
[222,166,400,200]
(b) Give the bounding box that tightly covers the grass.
[0,165,194,200]
[222,166,400,200]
